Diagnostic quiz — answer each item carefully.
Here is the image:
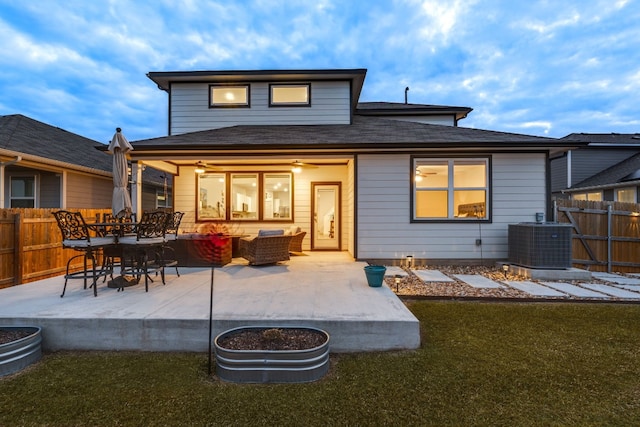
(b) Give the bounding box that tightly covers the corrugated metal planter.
[214,326,330,383]
[0,326,42,377]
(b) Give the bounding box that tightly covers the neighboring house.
[551,133,640,201]
[0,114,171,211]
[122,68,583,263]
[561,151,640,203]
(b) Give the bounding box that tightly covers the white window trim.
[10,175,37,208]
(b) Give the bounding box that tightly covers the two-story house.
[125,68,584,264]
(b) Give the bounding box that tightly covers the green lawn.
[2,301,639,426]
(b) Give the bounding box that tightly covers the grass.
[1,301,639,426]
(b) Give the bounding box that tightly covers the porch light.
[291,166,302,174]
[195,167,205,174]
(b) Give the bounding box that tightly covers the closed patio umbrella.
[107,128,134,218]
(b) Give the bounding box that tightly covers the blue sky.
[1,0,639,143]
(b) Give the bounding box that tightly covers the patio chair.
[239,233,293,265]
[160,211,184,276]
[118,211,169,292]
[289,231,307,253]
[52,210,116,297]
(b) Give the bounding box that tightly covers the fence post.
[13,212,23,285]
[607,204,612,273]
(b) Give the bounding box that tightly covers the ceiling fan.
[193,161,221,173]
[290,160,318,173]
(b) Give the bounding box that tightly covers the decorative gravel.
[385,265,640,301]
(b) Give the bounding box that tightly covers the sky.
[0,0,639,143]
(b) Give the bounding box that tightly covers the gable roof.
[0,114,112,174]
[128,116,581,159]
[568,152,640,192]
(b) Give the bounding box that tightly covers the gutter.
[562,179,640,193]
[0,155,21,167]
[0,148,112,178]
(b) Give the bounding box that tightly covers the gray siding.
[571,148,640,185]
[169,81,352,134]
[550,154,568,194]
[356,153,547,261]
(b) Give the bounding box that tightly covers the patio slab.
[591,272,640,286]
[579,283,640,299]
[0,252,420,353]
[412,269,455,282]
[453,274,504,289]
[504,281,567,297]
[539,282,610,299]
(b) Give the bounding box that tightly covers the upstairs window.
[209,84,249,107]
[269,84,310,107]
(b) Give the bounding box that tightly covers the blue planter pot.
[364,265,387,287]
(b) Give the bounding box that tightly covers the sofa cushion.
[258,229,284,237]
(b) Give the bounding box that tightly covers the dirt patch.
[0,330,31,345]
[217,328,327,351]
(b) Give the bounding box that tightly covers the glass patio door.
[311,182,340,250]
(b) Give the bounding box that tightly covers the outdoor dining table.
[86,221,140,290]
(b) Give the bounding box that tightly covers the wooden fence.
[554,199,640,273]
[0,208,111,289]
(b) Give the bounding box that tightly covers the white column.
[0,164,5,208]
[131,162,143,217]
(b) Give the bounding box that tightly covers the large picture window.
[413,157,489,221]
[197,171,293,221]
[10,176,36,208]
[231,174,258,219]
[263,174,292,220]
[198,173,226,219]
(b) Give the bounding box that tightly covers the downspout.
[0,156,22,208]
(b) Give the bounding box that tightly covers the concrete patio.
[0,252,420,353]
